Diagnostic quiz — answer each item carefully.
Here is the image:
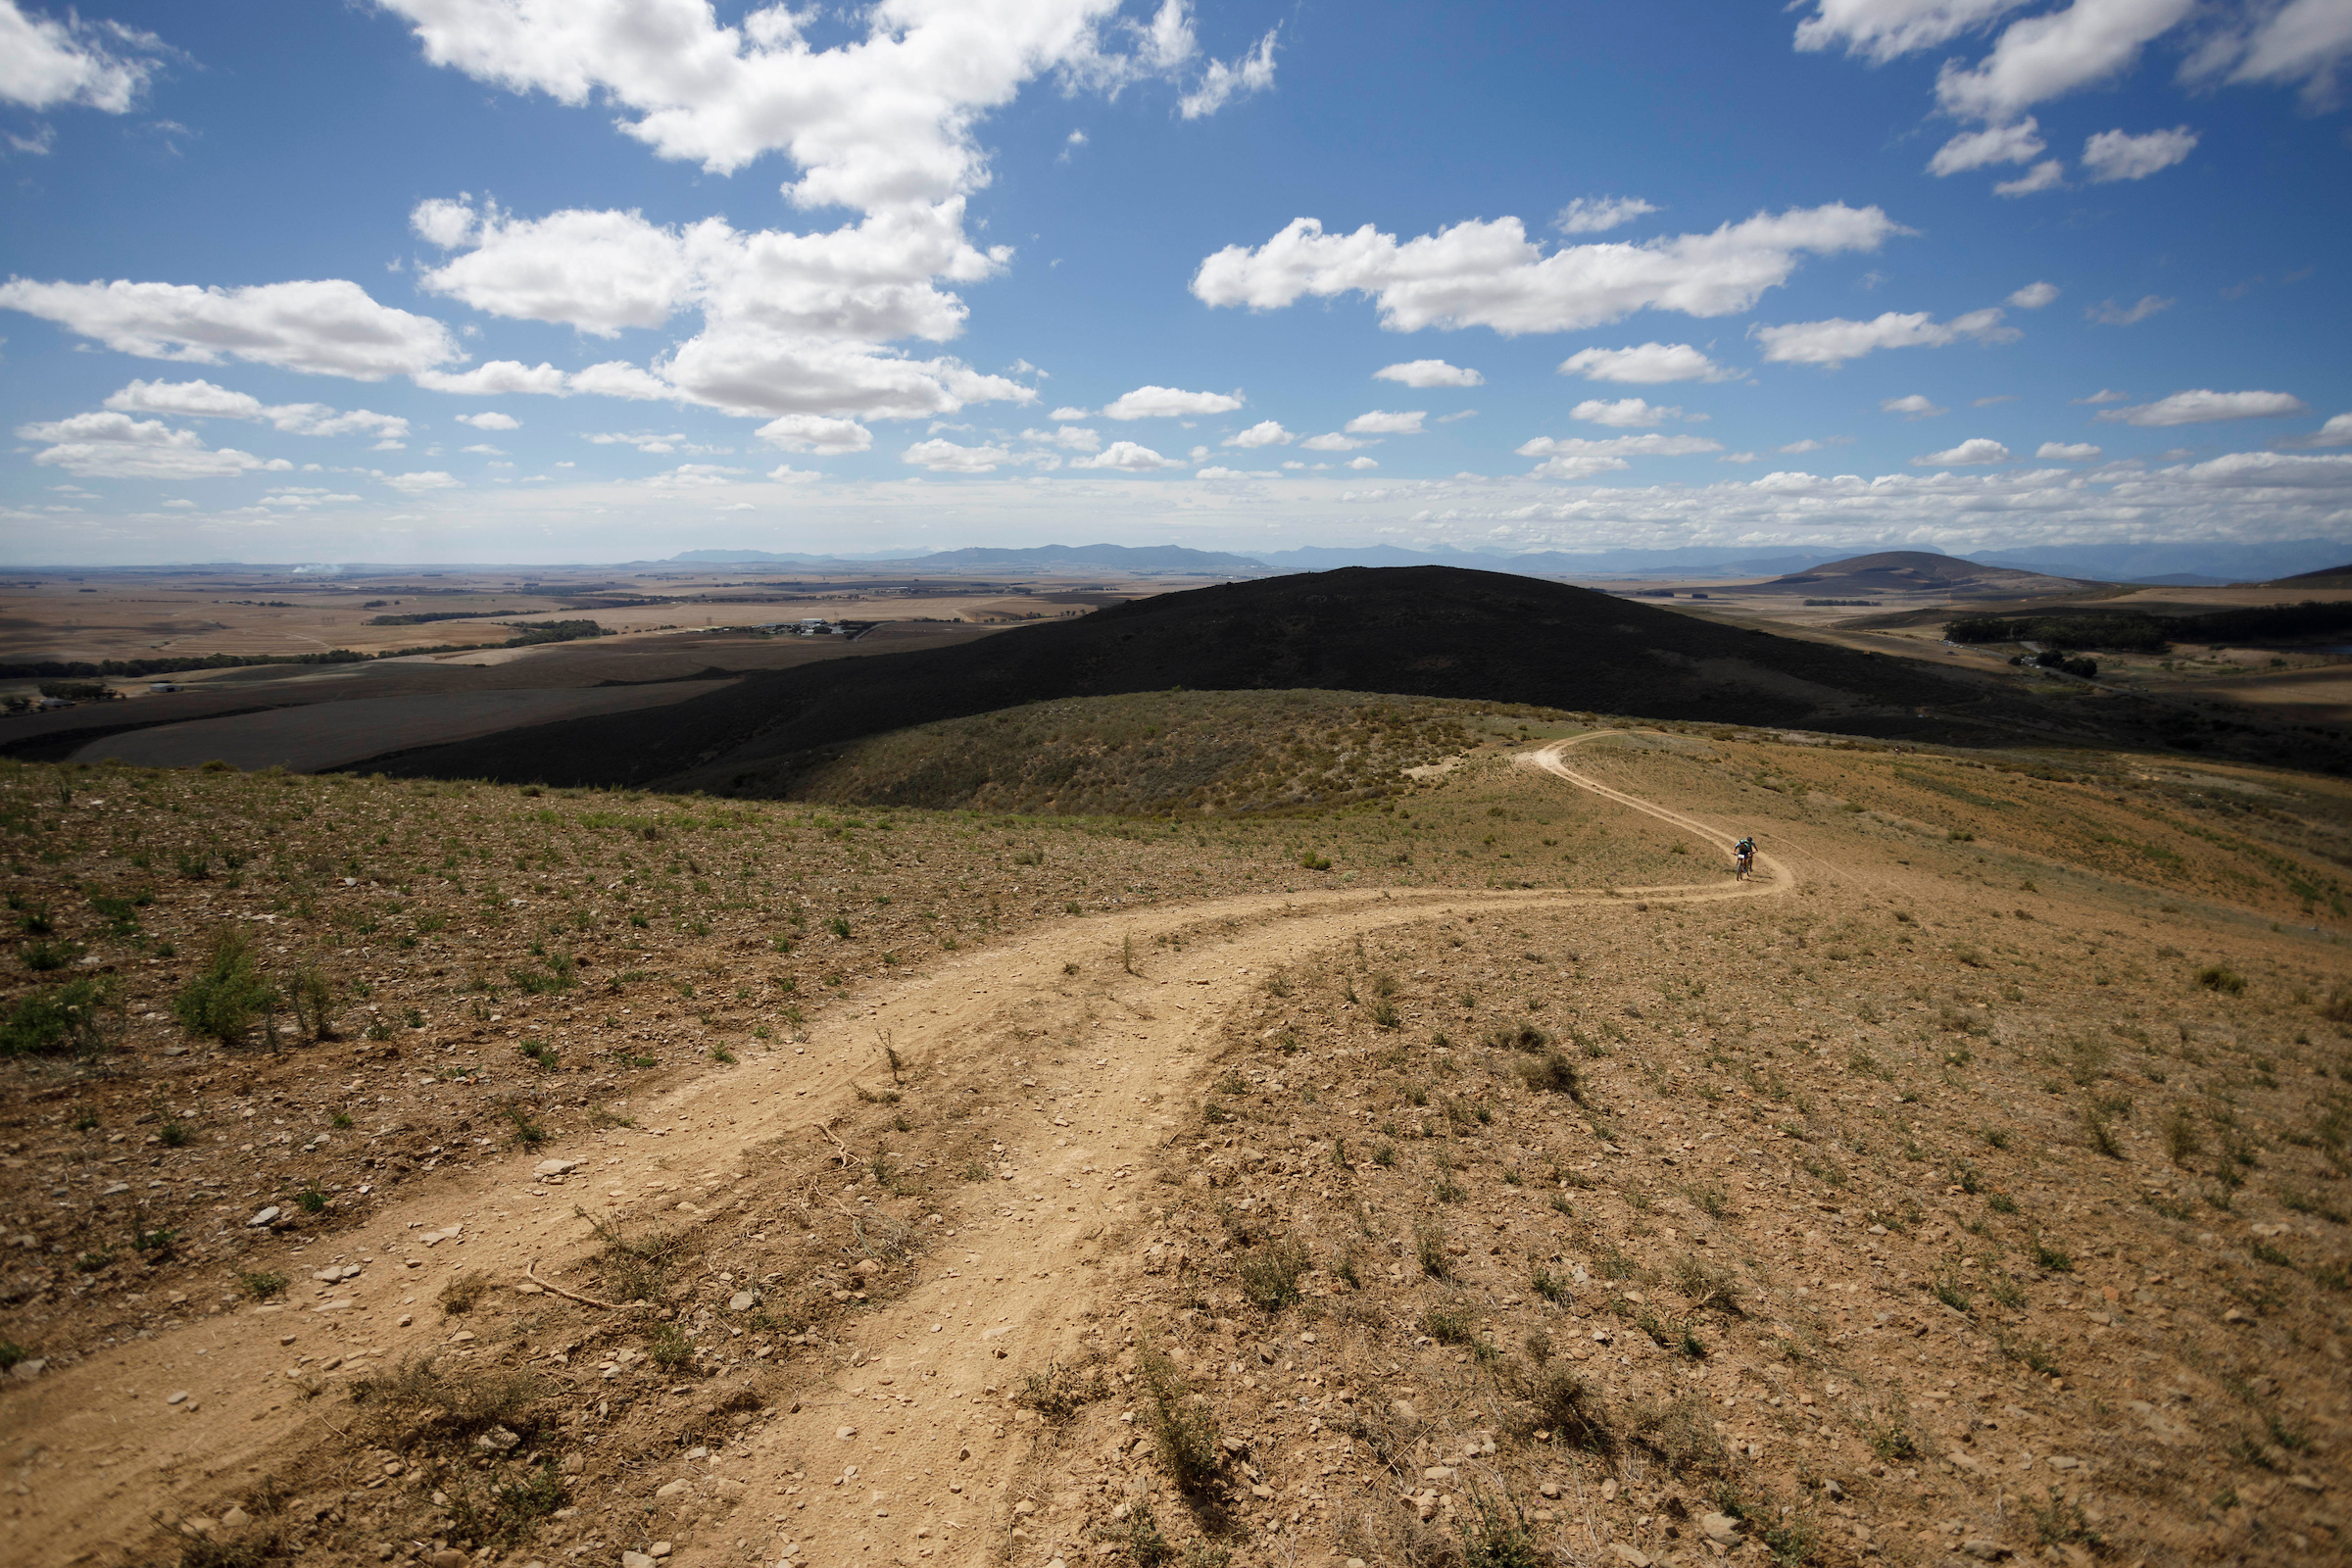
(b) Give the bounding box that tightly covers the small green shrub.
[173,930,276,1045]
[1139,1347,1220,1494]
[647,1323,695,1372]
[287,964,338,1040]
[2,975,120,1057]
[1237,1234,1311,1312]
[1415,1217,1449,1278]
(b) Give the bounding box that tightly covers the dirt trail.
[7,732,1787,1568]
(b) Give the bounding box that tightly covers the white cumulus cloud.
[381,469,461,494]
[2007,280,2060,309]
[2274,414,2352,451]
[100,377,411,440]
[1102,385,1244,419]
[1177,24,1278,119]
[0,0,170,113]
[415,361,570,397]
[1572,398,1680,428]
[1347,456,1379,469]
[1222,420,1292,448]
[1553,196,1660,234]
[2082,124,2197,181]
[1070,440,1182,470]
[384,0,1259,207]
[1558,342,1736,384]
[2037,441,2103,459]
[1193,203,1903,335]
[1753,306,2016,367]
[901,438,1011,474]
[0,277,461,379]
[1516,431,1722,478]
[1882,394,1947,418]
[1935,0,2199,123]
[408,195,1030,422]
[1911,437,2013,466]
[1345,410,1425,435]
[455,411,520,431]
[757,414,873,455]
[1024,424,1104,452]
[2096,389,2309,426]
[14,410,291,479]
[1994,160,2068,195]
[2182,0,2352,110]
[1792,0,2033,64]
[586,431,688,454]
[1298,431,1373,452]
[1374,359,1484,388]
[1928,118,2045,174]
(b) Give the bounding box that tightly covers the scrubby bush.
[1237,1234,1311,1312]
[1139,1347,1220,1494]
[1,975,119,1057]
[2197,964,2246,996]
[350,1355,545,1453]
[174,930,277,1045]
[1014,1360,1110,1423]
[1515,1050,1583,1101]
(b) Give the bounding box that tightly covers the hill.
[2267,562,2352,588]
[713,689,1512,814]
[359,565,2018,791]
[1243,544,1840,577]
[1742,550,2093,599]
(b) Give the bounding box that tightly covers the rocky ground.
[2,724,2349,1568]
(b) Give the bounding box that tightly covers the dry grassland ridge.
[2,713,2350,1568]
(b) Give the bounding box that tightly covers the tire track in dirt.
[7,737,1790,1568]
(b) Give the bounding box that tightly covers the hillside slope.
[8,737,2352,1568]
[361,566,2015,790]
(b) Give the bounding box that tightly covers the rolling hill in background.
[1742,550,2093,600]
[2267,562,2352,588]
[356,564,2318,795]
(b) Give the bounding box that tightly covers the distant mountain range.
[666,543,1270,572]
[665,538,2352,585]
[664,543,1850,577]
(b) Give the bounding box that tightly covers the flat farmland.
[0,564,1184,669]
[65,680,737,771]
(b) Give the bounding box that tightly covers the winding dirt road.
[5,733,1787,1568]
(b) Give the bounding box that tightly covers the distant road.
[68,681,736,773]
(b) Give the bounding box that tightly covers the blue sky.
[1,0,2347,565]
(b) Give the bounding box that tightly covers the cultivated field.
[0,565,1187,672]
[2,708,2350,1568]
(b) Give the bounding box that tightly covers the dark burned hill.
[357,567,2037,791]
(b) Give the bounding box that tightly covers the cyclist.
[1733,835,1755,880]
